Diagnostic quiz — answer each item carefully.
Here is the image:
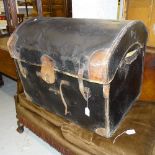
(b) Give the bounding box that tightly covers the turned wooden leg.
[16,120,24,133]
[0,73,4,87]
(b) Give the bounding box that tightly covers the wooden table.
[0,36,17,86]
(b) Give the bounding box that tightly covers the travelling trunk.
[8,17,148,137]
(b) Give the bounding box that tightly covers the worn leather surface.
[8,18,148,137]
[9,17,147,84]
[17,94,155,155]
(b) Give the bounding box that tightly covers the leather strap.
[78,68,91,101]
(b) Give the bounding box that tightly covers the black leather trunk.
[8,17,148,137]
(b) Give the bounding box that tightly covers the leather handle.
[60,80,70,115]
[124,49,139,65]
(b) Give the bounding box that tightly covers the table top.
[0,36,9,51]
[0,20,7,29]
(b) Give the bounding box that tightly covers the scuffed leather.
[8,17,148,84]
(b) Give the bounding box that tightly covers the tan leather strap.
[78,68,91,101]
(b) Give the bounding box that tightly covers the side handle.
[124,49,139,64]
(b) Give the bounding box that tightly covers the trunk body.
[8,17,148,137]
